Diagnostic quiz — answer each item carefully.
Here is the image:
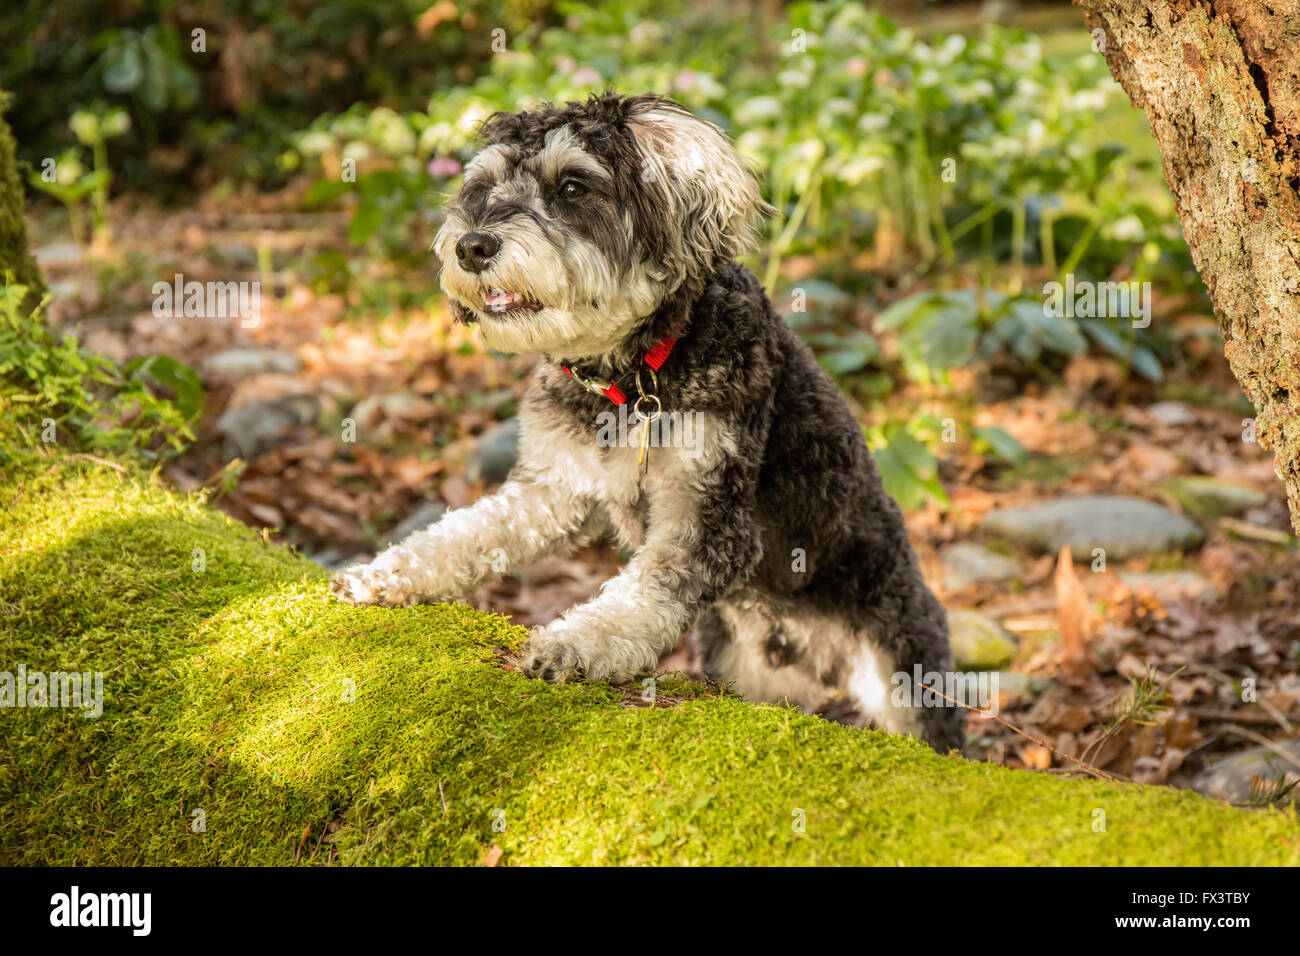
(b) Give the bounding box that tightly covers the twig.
[1256,698,1295,736]
[294,822,311,863]
[70,453,127,473]
[1188,707,1300,727]
[1220,724,1300,774]
[916,679,1122,783]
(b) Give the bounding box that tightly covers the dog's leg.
[520,456,760,684]
[330,478,593,606]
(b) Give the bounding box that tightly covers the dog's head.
[434,93,769,361]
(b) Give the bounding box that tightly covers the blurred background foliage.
[4,0,1210,505]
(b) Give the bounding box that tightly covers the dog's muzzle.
[455,231,501,273]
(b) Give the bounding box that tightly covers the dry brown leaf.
[1019,744,1052,769]
[1054,544,1091,675]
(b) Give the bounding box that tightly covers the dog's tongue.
[485,288,521,309]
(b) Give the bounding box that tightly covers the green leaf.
[1130,345,1163,382]
[973,425,1028,466]
[305,179,354,206]
[126,355,205,421]
[102,43,144,93]
[348,201,385,246]
[872,428,949,511]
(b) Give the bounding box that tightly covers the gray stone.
[386,500,447,546]
[348,391,431,427]
[32,241,84,268]
[947,609,1018,671]
[309,550,372,571]
[1191,742,1300,805]
[200,348,301,385]
[991,671,1050,707]
[466,417,520,485]
[942,542,1020,591]
[1145,401,1197,427]
[1159,476,1268,519]
[213,394,320,461]
[1118,570,1217,601]
[981,495,1203,561]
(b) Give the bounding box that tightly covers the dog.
[330,93,965,753]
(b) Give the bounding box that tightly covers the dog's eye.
[559,180,586,199]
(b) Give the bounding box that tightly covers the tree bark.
[1074,0,1300,532]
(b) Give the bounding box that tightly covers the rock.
[308,550,372,572]
[213,394,320,461]
[46,279,82,300]
[79,328,130,364]
[941,543,1020,591]
[1158,476,1268,519]
[386,501,447,546]
[466,417,520,485]
[32,241,84,268]
[1145,401,1197,427]
[981,495,1203,561]
[349,391,434,428]
[991,671,1050,708]
[227,372,318,410]
[1191,742,1300,805]
[1118,570,1217,601]
[210,243,258,267]
[200,348,301,385]
[947,609,1018,671]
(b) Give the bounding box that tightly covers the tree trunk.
[0,89,46,312]
[1074,0,1300,532]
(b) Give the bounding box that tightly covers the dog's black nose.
[455,232,501,273]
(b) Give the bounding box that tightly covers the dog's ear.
[628,100,773,285]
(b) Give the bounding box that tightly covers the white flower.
[298,131,335,156]
[736,96,784,125]
[1025,119,1046,152]
[1070,90,1109,112]
[836,154,886,184]
[936,34,967,66]
[1107,215,1144,242]
[341,141,372,163]
[857,112,889,134]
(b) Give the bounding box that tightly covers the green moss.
[1,457,1297,865]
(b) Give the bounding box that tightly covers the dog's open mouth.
[483,288,543,314]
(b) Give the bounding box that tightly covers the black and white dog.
[331,93,964,753]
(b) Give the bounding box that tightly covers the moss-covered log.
[1074,0,1300,532]
[0,456,1296,865]
[0,90,46,312]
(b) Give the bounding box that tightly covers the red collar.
[560,334,679,405]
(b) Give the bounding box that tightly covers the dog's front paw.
[519,626,644,684]
[519,634,587,683]
[329,563,417,607]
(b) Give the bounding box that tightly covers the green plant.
[0,278,197,462]
[867,419,949,511]
[29,108,130,248]
[27,150,105,246]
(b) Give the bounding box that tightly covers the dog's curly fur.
[331,92,965,753]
